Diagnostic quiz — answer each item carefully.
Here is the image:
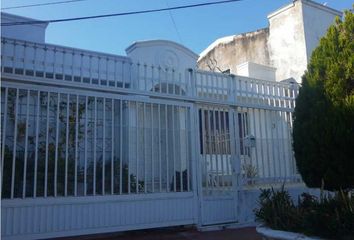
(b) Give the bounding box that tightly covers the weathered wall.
[198,0,341,83]
[197,28,270,74]
[267,1,307,83]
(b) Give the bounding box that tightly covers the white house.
[0,2,336,238]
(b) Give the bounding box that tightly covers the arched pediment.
[126,40,198,73]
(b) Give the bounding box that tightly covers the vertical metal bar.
[178,71,183,96]
[264,110,272,178]
[151,103,154,193]
[33,43,37,72]
[144,64,148,91]
[1,88,8,192]
[121,61,125,89]
[251,108,259,178]
[119,100,123,195]
[74,95,79,196]
[185,107,190,192]
[71,52,75,79]
[33,91,40,198]
[288,112,295,175]
[79,53,83,82]
[217,108,224,188]
[143,103,147,193]
[136,102,139,193]
[284,112,292,175]
[43,47,47,76]
[106,57,109,84]
[151,66,155,93]
[157,103,162,192]
[279,111,287,178]
[222,109,231,189]
[89,56,92,84]
[206,107,213,189]
[127,101,131,194]
[165,104,169,192]
[98,57,101,85]
[113,60,118,87]
[84,96,88,196]
[93,97,97,195]
[64,94,69,196]
[102,98,106,195]
[136,63,140,90]
[53,48,56,77]
[158,104,162,192]
[270,110,277,178]
[22,90,30,198]
[54,94,60,197]
[231,108,240,220]
[12,41,16,70]
[111,99,114,195]
[172,69,175,94]
[157,66,162,93]
[258,109,266,178]
[245,79,250,104]
[212,107,219,188]
[179,106,183,191]
[44,92,50,197]
[10,89,19,199]
[240,109,247,178]
[129,63,133,89]
[23,43,26,75]
[62,49,65,78]
[274,110,282,178]
[172,105,176,192]
[201,108,208,191]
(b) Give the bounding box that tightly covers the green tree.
[293,10,354,191]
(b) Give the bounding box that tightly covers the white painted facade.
[1,11,305,240]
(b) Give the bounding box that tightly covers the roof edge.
[267,0,342,19]
[1,12,49,28]
[198,27,269,62]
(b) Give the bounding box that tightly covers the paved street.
[56,226,262,240]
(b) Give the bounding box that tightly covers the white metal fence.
[1,37,301,239]
[1,86,192,199]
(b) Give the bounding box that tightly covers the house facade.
[0,2,337,238]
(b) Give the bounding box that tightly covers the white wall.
[236,62,276,81]
[126,40,198,72]
[267,0,341,83]
[268,1,308,83]
[301,0,341,60]
[126,40,198,92]
[1,13,48,43]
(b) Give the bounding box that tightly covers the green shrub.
[254,186,301,232]
[293,10,354,191]
[254,188,354,239]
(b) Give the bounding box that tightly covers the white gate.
[197,106,240,225]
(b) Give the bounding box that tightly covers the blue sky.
[1,0,352,56]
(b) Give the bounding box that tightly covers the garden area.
[254,9,354,240]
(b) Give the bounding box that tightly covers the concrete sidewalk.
[56,226,262,240]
